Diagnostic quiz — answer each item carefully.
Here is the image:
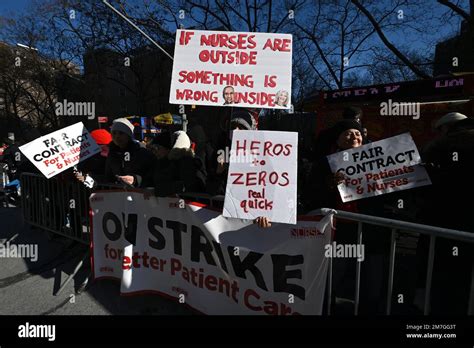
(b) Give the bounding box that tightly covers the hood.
[168,131,194,160]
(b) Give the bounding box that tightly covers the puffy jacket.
[105,141,155,188]
[154,146,206,197]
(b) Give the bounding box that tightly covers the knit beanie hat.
[342,106,363,121]
[171,131,191,150]
[331,120,363,140]
[111,118,135,138]
[230,110,256,130]
[434,112,468,129]
[90,129,112,145]
[152,131,172,149]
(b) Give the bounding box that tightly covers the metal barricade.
[313,208,474,316]
[21,172,91,245]
[18,172,474,314]
[19,173,224,246]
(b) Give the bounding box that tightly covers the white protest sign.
[92,191,332,315]
[19,122,100,179]
[327,133,431,202]
[169,29,292,109]
[222,130,298,224]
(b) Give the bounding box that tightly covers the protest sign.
[222,130,298,224]
[91,191,332,315]
[327,133,431,202]
[169,29,292,109]
[19,122,100,179]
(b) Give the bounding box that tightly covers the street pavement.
[0,206,193,315]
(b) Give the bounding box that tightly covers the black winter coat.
[419,118,474,231]
[154,147,206,197]
[105,141,155,187]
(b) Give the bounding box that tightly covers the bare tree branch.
[350,0,431,79]
[266,0,272,32]
[294,22,342,87]
[437,0,471,21]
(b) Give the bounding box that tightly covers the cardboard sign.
[222,130,298,224]
[169,29,292,109]
[326,133,431,202]
[92,192,332,315]
[19,122,100,179]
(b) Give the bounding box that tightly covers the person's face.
[337,129,363,150]
[99,144,109,157]
[111,130,130,149]
[224,87,234,104]
[229,122,246,141]
[150,144,169,159]
[277,93,287,106]
[362,128,368,138]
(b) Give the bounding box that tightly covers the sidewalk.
[0,206,193,315]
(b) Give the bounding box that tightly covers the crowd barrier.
[21,172,91,244]
[19,172,474,315]
[313,208,474,315]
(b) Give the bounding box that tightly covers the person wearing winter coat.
[151,130,206,197]
[75,129,112,188]
[305,119,390,314]
[204,109,271,228]
[105,118,156,188]
[415,112,474,315]
[206,109,257,196]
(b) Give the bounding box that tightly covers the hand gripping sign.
[169,29,293,109]
[19,122,100,179]
[222,130,298,224]
[326,133,431,202]
[91,192,333,315]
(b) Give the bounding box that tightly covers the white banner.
[91,191,332,315]
[169,29,292,109]
[19,122,100,179]
[222,130,298,224]
[327,133,431,202]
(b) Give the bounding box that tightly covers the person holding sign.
[75,129,112,189]
[305,120,388,313]
[207,110,271,228]
[206,110,257,196]
[306,120,365,212]
[105,118,155,188]
[415,112,474,315]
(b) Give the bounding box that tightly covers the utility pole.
[101,0,187,131]
[102,0,173,61]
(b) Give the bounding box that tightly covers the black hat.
[343,106,362,120]
[331,120,363,140]
[230,110,256,130]
[152,131,172,149]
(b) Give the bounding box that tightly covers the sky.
[0,0,469,87]
[0,0,31,16]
